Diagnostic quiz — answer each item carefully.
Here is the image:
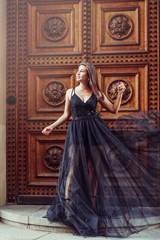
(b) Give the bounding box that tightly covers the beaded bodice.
[70,89,97,118]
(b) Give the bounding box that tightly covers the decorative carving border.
[28,0,81,3]
[148,0,159,110]
[7,0,20,203]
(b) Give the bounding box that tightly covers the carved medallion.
[43,16,68,41]
[43,80,67,106]
[107,14,133,40]
[44,145,63,171]
[106,79,133,105]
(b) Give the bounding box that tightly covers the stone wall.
[0,0,6,206]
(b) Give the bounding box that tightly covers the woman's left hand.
[117,82,126,95]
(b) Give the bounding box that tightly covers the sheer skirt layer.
[46,111,160,238]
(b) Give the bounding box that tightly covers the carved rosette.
[43,16,69,41]
[44,145,63,171]
[43,80,67,106]
[106,79,133,105]
[107,14,133,40]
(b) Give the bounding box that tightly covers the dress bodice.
[70,89,97,118]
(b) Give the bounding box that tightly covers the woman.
[42,62,160,238]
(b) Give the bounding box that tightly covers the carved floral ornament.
[43,80,67,106]
[43,16,69,42]
[107,14,133,40]
[106,79,133,105]
[44,145,63,171]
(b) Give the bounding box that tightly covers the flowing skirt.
[45,111,160,238]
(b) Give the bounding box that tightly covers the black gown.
[45,88,160,238]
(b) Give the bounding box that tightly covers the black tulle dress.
[45,89,160,238]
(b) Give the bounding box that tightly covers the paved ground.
[0,222,160,240]
[0,205,160,240]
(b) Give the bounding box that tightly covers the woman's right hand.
[42,126,53,135]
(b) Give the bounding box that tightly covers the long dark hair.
[79,62,103,100]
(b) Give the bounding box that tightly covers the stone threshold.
[0,205,160,234]
[0,205,72,233]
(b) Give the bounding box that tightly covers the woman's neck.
[78,82,90,91]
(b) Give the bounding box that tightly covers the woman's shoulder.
[66,88,75,100]
[66,88,74,94]
[66,88,73,93]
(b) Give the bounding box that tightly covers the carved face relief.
[44,145,63,171]
[106,79,133,105]
[43,16,68,41]
[43,80,67,106]
[107,14,133,40]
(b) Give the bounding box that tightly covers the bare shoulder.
[66,88,74,100]
[66,88,73,94]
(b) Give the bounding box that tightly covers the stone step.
[0,205,160,235]
[0,205,72,233]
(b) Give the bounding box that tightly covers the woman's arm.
[99,82,126,114]
[42,89,72,135]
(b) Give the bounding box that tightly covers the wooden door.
[7,0,160,204]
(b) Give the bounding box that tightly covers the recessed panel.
[92,0,148,53]
[96,64,148,119]
[28,132,66,186]
[28,0,82,55]
[28,66,77,119]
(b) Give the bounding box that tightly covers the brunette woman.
[42,62,160,238]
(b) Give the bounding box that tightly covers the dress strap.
[71,88,75,98]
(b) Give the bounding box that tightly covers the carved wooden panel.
[28,0,83,55]
[28,132,65,186]
[28,66,77,119]
[6,0,160,204]
[96,64,148,118]
[92,0,148,53]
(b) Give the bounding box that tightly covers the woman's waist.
[72,110,100,121]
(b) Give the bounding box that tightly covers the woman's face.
[76,65,88,83]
